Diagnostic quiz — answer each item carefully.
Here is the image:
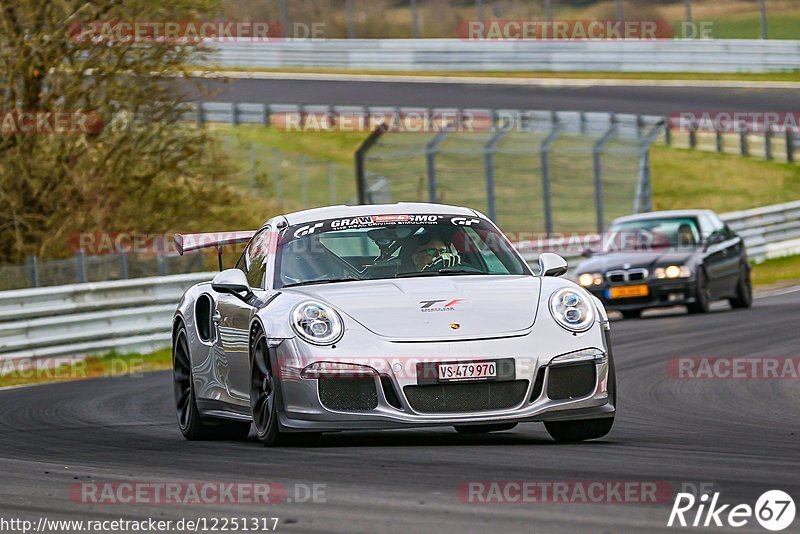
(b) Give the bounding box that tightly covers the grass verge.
[0,348,172,389]
[752,255,800,287]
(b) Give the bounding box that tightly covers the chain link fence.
[358,110,663,236]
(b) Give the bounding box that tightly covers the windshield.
[275,214,528,288]
[607,217,701,252]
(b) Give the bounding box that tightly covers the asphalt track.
[190,77,800,115]
[1,288,798,533]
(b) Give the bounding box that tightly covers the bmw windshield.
[276,214,528,288]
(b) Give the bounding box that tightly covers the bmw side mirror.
[538,253,569,277]
[212,269,253,300]
[704,231,725,250]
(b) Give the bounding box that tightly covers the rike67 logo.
[668,490,796,531]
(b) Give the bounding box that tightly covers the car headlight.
[291,301,344,345]
[578,272,603,287]
[549,288,596,333]
[654,265,692,279]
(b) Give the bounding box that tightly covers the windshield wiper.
[395,268,484,278]
[282,277,361,288]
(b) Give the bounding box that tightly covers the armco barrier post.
[118,253,129,280]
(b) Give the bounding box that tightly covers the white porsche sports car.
[172,203,616,445]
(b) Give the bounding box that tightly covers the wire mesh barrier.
[358,110,664,236]
[216,129,353,208]
[0,253,206,292]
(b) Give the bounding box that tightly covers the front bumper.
[585,279,697,312]
[270,325,615,432]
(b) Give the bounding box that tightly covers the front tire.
[729,265,753,309]
[687,270,711,314]
[173,325,250,441]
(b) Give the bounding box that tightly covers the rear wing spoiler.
[174,231,255,269]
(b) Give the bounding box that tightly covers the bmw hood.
[284,275,541,340]
[578,250,695,273]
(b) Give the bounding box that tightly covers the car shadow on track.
[234,429,620,448]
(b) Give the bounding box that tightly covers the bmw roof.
[611,209,717,225]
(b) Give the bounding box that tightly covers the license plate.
[608,284,650,299]
[438,361,497,382]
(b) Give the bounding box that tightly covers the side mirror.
[538,253,568,277]
[211,269,253,300]
[704,231,725,250]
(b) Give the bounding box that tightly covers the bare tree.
[0,0,250,262]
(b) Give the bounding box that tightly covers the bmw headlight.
[549,288,596,332]
[291,301,344,345]
[654,265,692,279]
[578,272,603,287]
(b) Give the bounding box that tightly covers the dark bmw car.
[574,210,752,318]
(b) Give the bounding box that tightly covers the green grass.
[752,255,800,287]
[203,67,800,83]
[0,348,172,388]
[650,145,800,213]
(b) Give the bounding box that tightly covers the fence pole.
[157,254,168,276]
[476,0,484,21]
[278,0,288,37]
[593,115,617,233]
[688,116,697,149]
[759,0,768,39]
[540,116,561,238]
[75,250,87,283]
[410,0,420,38]
[346,0,356,38]
[249,143,257,190]
[231,102,239,126]
[425,131,450,203]
[354,123,388,205]
[195,102,205,126]
[27,255,40,288]
[739,122,749,156]
[615,0,623,20]
[119,253,129,280]
[634,122,665,213]
[787,128,795,163]
[715,126,723,153]
[685,0,692,24]
[765,127,773,160]
[545,0,553,20]
[262,103,271,127]
[484,129,510,222]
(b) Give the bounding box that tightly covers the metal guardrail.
[0,273,212,361]
[211,39,800,73]
[0,201,797,364]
